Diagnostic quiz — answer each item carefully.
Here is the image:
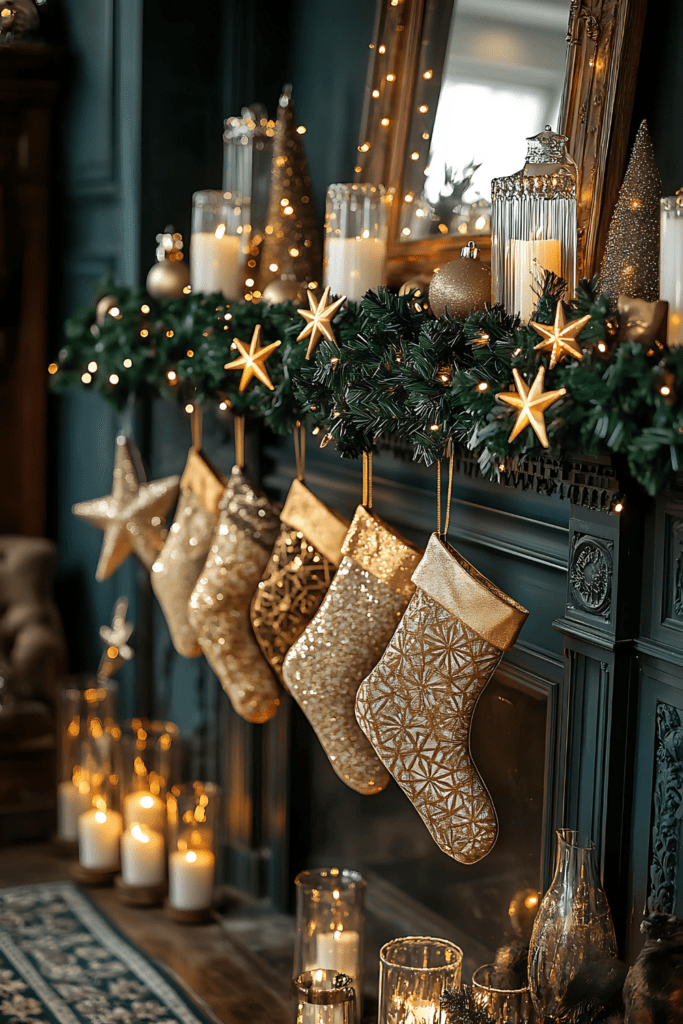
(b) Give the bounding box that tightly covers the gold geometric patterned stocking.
[250,478,349,682]
[151,448,226,658]
[355,533,528,864]
[188,466,282,724]
[282,505,422,795]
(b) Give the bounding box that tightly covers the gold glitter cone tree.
[599,120,663,302]
[258,85,322,299]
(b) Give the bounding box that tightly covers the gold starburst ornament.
[530,304,591,369]
[224,323,281,391]
[296,286,346,359]
[496,366,566,448]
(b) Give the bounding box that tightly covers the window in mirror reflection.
[400,0,568,242]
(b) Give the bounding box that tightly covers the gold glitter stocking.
[355,533,528,864]
[151,448,226,658]
[282,505,422,795]
[250,478,349,682]
[188,467,282,724]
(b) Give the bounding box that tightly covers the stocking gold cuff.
[281,479,349,566]
[342,505,422,599]
[412,533,528,651]
[179,448,227,516]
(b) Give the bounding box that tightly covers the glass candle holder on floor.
[167,782,221,913]
[379,937,463,1024]
[293,969,356,1024]
[323,184,389,303]
[472,965,534,1024]
[117,719,180,834]
[295,869,365,1022]
[190,189,246,300]
[58,679,118,843]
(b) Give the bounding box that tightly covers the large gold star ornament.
[224,324,281,391]
[73,437,180,581]
[530,304,591,369]
[296,286,346,359]
[496,366,567,448]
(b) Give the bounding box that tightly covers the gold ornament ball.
[429,242,491,319]
[96,295,120,326]
[146,258,191,299]
[262,277,304,305]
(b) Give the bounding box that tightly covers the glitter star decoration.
[98,597,134,679]
[530,304,591,369]
[73,437,180,581]
[224,324,281,391]
[296,286,346,359]
[496,366,567,448]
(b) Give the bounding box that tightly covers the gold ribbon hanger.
[436,439,454,540]
[362,450,373,510]
[234,414,245,471]
[293,421,306,483]
[190,404,203,451]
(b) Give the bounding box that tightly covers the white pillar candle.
[123,791,166,833]
[168,849,215,911]
[324,237,387,303]
[506,239,562,322]
[660,199,683,348]
[313,929,360,982]
[57,779,91,842]
[78,808,123,871]
[120,824,166,887]
[190,228,242,299]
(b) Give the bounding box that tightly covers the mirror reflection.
[400,0,569,242]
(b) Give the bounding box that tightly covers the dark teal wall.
[635,0,683,193]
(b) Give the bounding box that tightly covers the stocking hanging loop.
[190,405,203,451]
[362,451,373,510]
[436,441,454,540]
[234,415,245,470]
[293,422,306,482]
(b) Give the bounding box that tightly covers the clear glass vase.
[527,830,617,1020]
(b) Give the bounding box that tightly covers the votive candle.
[168,849,215,911]
[123,791,166,833]
[121,824,165,887]
[324,236,387,303]
[78,808,123,871]
[506,238,562,322]
[57,778,91,842]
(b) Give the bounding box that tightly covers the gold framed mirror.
[355,0,646,287]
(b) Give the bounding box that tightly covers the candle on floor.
[78,808,123,871]
[660,195,683,348]
[314,928,360,983]
[506,238,562,322]
[123,791,166,833]
[324,236,387,303]
[190,227,242,300]
[57,778,91,842]
[120,824,165,887]
[168,849,215,911]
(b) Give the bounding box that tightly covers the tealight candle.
[168,849,215,911]
[314,928,361,984]
[121,824,165,887]
[57,778,91,842]
[78,808,123,871]
[123,791,166,833]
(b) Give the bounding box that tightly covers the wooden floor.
[0,842,292,1024]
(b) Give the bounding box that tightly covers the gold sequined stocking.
[355,533,528,864]
[188,466,282,724]
[250,478,349,682]
[151,448,226,658]
[282,505,422,795]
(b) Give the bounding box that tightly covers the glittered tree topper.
[258,85,322,295]
[224,323,281,391]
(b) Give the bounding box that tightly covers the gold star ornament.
[530,304,591,369]
[296,286,346,359]
[224,324,281,391]
[496,366,566,448]
[73,437,180,581]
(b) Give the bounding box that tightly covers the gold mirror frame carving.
[356,0,646,287]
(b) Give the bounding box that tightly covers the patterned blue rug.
[0,882,216,1024]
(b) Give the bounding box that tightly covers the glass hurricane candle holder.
[190,189,246,300]
[117,719,180,834]
[471,965,534,1024]
[293,969,356,1024]
[58,679,119,843]
[491,128,577,322]
[295,869,366,1022]
[167,782,221,914]
[379,937,463,1024]
[660,193,683,348]
[323,184,389,303]
[223,107,274,275]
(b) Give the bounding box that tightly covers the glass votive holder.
[293,969,356,1024]
[472,965,534,1024]
[190,189,247,300]
[57,679,119,843]
[117,719,180,834]
[295,869,366,1022]
[323,183,390,303]
[379,937,463,1024]
[167,782,221,915]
